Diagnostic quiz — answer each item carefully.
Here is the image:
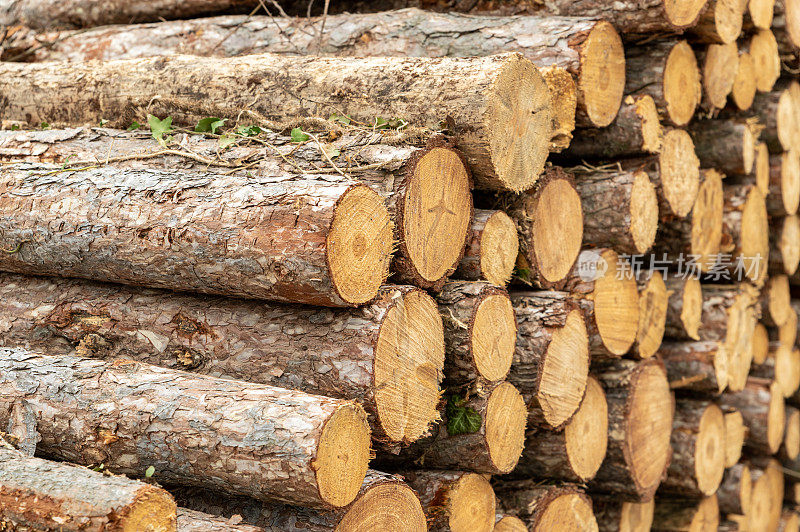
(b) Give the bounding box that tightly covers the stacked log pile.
[1,0,800,531]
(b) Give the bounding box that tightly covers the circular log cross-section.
[722,184,769,285]
[534,490,598,530]
[724,409,746,467]
[664,41,702,126]
[455,209,518,286]
[762,275,792,327]
[494,516,526,532]
[750,0,776,29]
[701,42,738,109]
[652,495,719,532]
[754,142,770,193]
[496,484,598,531]
[665,0,713,28]
[334,473,428,532]
[772,215,800,276]
[769,151,800,216]
[664,277,703,340]
[751,29,781,93]
[635,272,669,359]
[695,0,743,44]
[576,20,627,128]
[732,51,756,110]
[784,407,800,460]
[752,323,770,364]
[594,499,654,532]
[658,129,701,218]
[717,463,751,516]
[720,379,786,455]
[401,471,495,532]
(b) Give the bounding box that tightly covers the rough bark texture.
[0,443,178,532]
[453,209,517,287]
[0,349,372,509]
[719,378,785,455]
[0,52,551,192]
[663,277,702,340]
[659,341,727,394]
[750,79,800,153]
[0,162,395,307]
[652,496,719,531]
[0,274,444,448]
[177,509,263,532]
[688,118,759,176]
[494,481,597,530]
[717,463,750,516]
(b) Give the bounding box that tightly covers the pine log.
[0,53,552,193]
[780,511,800,532]
[493,515,527,532]
[572,167,659,254]
[511,376,608,483]
[659,340,728,393]
[720,378,786,455]
[753,323,770,364]
[624,39,701,126]
[699,42,739,109]
[693,0,744,43]
[784,406,800,460]
[723,408,747,467]
[749,0,777,28]
[590,359,674,502]
[0,349,372,509]
[436,281,516,385]
[0,162,395,307]
[774,0,800,52]
[659,400,726,497]
[592,498,654,532]
[731,49,757,111]
[0,443,178,531]
[750,458,785,531]
[761,274,792,327]
[172,470,427,532]
[561,95,663,159]
[721,183,770,285]
[652,495,719,531]
[717,463,751,516]
[750,29,781,93]
[655,168,724,274]
[494,482,598,530]
[556,248,640,357]
[497,166,584,287]
[177,509,263,532]
[754,142,771,194]
[751,80,800,153]
[777,305,799,349]
[664,277,703,340]
[634,271,670,359]
[400,471,495,532]
[509,291,590,429]
[785,482,800,507]
[653,129,702,218]
[768,152,800,217]
[454,209,518,286]
[748,465,775,531]
[540,65,577,152]
[688,118,759,176]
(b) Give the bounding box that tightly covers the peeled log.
[664,277,703,340]
[573,166,659,254]
[717,463,751,516]
[0,444,177,531]
[494,482,598,530]
[655,168,724,273]
[750,29,782,93]
[723,408,746,467]
[498,167,584,286]
[731,50,757,111]
[0,274,445,448]
[751,80,800,153]
[590,359,674,502]
[699,42,739,109]
[659,340,728,394]
[592,498,654,532]
[509,291,590,429]
[634,272,670,359]
[721,183,770,285]
[511,376,608,483]
[624,39,701,126]
[652,495,719,531]
[454,210,518,287]
[0,52,551,193]
[0,163,394,308]
[400,471,495,532]
[688,118,758,176]
[658,400,726,497]
[436,281,516,385]
[0,349,372,509]
[557,248,640,358]
[719,378,786,455]
[177,509,264,532]
[562,95,663,159]
[768,152,800,217]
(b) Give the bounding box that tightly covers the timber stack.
[0,0,799,530]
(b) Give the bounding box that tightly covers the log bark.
[399,471,495,532]
[651,495,719,531]
[436,281,516,386]
[688,118,759,176]
[508,291,589,430]
[592,498,654,532]
[496,167,584,287]
[664,277,703,340]
[453,209,518,287]
[699,42,739,109]
[493,482,598,530]
[0,274,446,448]
[624,39,702,126]
[658,400,726,497]
[561,95,662,159]
[721,183,770,286]
[717,463,751,516]
[659,341,728,393]
[589,359,674,502]
[0,349,373,509]
[768,152,800,217]
[723,408,746,467]
[750,79,800,153]
[0,442,178,531]
[750,29,781,93]
[177,509,263,532]
[0,162,395,307]
[719,378,786,455]
[0,52,552,193]
[731,49,757,111]
[510,375,607,483]
[572,166,659,255]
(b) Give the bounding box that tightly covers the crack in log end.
[578,21,626,128]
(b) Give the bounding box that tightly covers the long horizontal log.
[688,118,759,176]
[659,340,728,394]
[592,498,654,532]
[719,378,786,455]
[652,495,719,531]
[0,52,552,192]
[453,209,518,287]
[721,183,770,285]
[177,509,264,532]
[0,349,372,509]
[663,277,703,340]
[0,162,395,307]
[400,471,495,532]
[493,482,598,530]
[0,442,178,531]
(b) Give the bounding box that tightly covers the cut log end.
[752,323,769,365]
[636,272,669,359]
[630,170,660,254]
[120,487,178,532]
[681,277,703,339]
[767,275,792,327]
[732,51,756,111]
[446,474,496,532]
[664,41,701,126]
[723,410,745,467]
[768,380,787,454]
[472,292,516,382]
[479,211,518,286]
[580,20,626,128]
[696,404,726,495]
[593,249,640,356]
[402,147,472,285]
[659,129,701,218]
[629,362,673,497]
[785,407,800,460]
[781,151,800,215]
[703,42,738,109]
[751,30,781,93]
[535,492,598,530]
[541,66,577,152]
[778,83,800,152]
[316,404,372,507]
[486,55,551,192]
[565,376,608,481]
[486,381,527,473]
[754,143,769,195]
[374,289,445,444]
[531,174,583,283]
[713,0,745,43]
[665,0,710,27]
[740,186,770,284]
[337,479,427,532]
[750,0,776,29]
[494,515,527,532]
[328,185,394,305]
[620,501,655,532]
[637,95,663,154]
[724,287,760,392]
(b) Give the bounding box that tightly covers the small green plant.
[329,113,351,125]
[145,465,155,478]
[195,117,226,134]
[40,122,50,130]
[290,127,310,143]
[127,121,142,131]
[237,125,262,137]
[218,135,237,149]
[445,395,482,436]
[147,114,173,147]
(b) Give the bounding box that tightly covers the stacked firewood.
[0,0,799,530]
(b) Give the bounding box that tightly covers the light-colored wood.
[664,277,703,340]
[771,215,800,276]
[717,463,751,515]
[723,409,747,467]
[731,50,757,110]
[749,0,777,28]
[652,494,718,531]
[694,0,744,43]
[701,42,739,109]
[784,406,800,460]
[400,471,495,532]
[656,129,702,218]
[720,378,786,455]
[688,118,758,176]
[593,499,654,532]
[634,272,670,359]
[768,151,800,216]
[750,29,781,92]
[721,184,770,285]
[660,341,728,393]
[455,210,518,287]
[495,483,598,530]
[752,323,770,364]
[542,66,577,152]
[761,274,792,327]
[494,515,527,532]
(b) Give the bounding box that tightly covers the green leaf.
[290,127,310,143]
[147,114,174,147]
[195,117,226,134]
[329,113,351,125]
[145,465,155,478]
[445,395,482,436]
[127,121,142,131]
[218,135,238,149]
[237,125,262,137]
[9,124,19,131]
[98,119,109,126]
[40,122,50,130]
[373,117,388,129]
